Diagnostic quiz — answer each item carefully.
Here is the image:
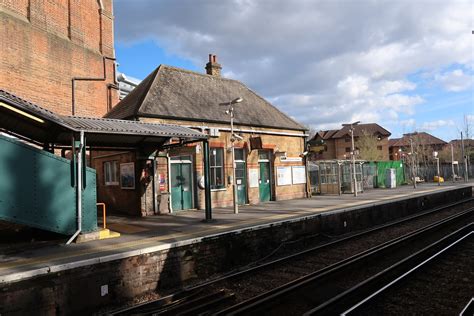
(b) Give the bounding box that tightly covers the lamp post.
[409,138,417,189]
[342,121,360,197]
[222,97,243,214]
[433,151,440,186]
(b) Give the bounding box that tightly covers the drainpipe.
[152,153,158,214]
[71,56,117,115]
[67,130,84,244]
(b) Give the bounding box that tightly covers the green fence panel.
[0,134,97,234]
[374,160,406,188]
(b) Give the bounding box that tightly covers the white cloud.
[420,120,455,131]
[435,69,473,92]
[114,0,472,133]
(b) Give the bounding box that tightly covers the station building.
[101,55,309,215]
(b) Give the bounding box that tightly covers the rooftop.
[105,65,307,131]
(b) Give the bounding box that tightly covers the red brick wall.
[0,0,118,117]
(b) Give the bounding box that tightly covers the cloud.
[435,69,473,92]
[420,119,455,131]
[114,0,472,132]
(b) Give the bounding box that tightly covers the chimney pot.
[205,53,222,77]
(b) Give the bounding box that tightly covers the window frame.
[104,160,119,186]
[210,147,225,190]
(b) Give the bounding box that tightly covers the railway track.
[106,198,474,315]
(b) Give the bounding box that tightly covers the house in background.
[308,123,391,161]
[100,55,308,215]
[389,132,447,161]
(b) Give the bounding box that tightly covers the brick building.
[308,123,391,161]
[0,0,118,117]
[389,132,446,161]
[99,55,308,214]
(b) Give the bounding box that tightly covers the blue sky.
[114,0,473,142]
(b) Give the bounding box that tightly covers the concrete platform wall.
[0,186,471,315]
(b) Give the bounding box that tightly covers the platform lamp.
[221,97,244,214]
[342,121,360,197]
[433,151,440,186]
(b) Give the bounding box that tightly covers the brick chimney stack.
[205,54,222,76]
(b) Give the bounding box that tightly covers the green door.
[259,161,271,202]
[235,149,247,205]
[171,162,193,211]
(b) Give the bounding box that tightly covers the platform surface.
[0,182,472,283]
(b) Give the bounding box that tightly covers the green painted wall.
[0,134,97,234]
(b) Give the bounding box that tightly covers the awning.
[0,89,207,149]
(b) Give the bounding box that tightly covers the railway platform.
[0,182,473,314]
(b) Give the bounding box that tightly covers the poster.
[292,166,306,184]
[120,162,135,189]
[249,168,259,188]
[277,166,292,186]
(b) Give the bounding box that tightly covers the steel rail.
[319,224,474,315]
[108,198,473,315]
[218,207,474,315]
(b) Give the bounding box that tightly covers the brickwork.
[0,0,118,117]
[93,151,141,215]
[142,118,307,211]
[315,137,389,160]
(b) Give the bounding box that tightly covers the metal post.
[230,108,238,214]
[461,132,468,182]
[410,138,416,189]
[451,143,455,182]
[351,128,357,197]
[436,157,440,186]
[203,140,212,221]
[67,130,84,245]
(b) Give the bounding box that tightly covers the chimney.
[205,54,222,76]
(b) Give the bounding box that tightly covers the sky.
[114,0,473,141]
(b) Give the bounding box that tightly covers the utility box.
[385,168,396,188]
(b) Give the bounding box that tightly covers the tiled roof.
[332,123,391,138]
[0,89,206,146]
[311,123,390,142]
[388,132,447,147]
[105,65,307,131]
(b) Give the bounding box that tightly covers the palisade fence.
[408,162,474,182]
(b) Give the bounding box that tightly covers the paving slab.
[0,182,472,283]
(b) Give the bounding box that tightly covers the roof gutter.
[184,125,308,138]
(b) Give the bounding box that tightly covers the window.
[345,137,351,142]
[234,148,245,161]
[258,150,270,161]
[104,161,118,185]
[345,147,351,153]
[210,148,224,189]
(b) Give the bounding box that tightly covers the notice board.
[292,166,306,184]
[249,168,259,188]
[277,166,292,186]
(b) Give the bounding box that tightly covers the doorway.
[258,150,272,202]
[234,148,247,205]
[170,156,193,211]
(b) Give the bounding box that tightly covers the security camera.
[232,133,244,141]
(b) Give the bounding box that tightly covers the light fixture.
[0,101,45,123]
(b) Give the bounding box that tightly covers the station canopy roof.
[0,89,206,149]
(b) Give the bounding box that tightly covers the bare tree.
[355,130,383,161]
